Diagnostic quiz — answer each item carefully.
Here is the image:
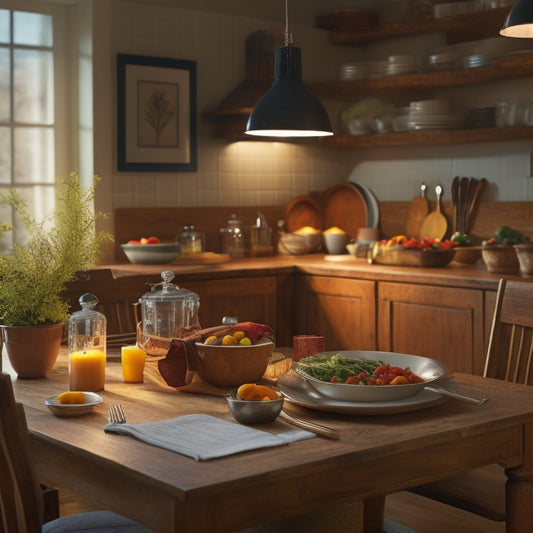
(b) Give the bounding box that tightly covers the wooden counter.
[65,255,531,378]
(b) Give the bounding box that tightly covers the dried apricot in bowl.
[226,387,284,424]
[237,383,279,401]
[58,391,86,404]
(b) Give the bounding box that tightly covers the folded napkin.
[104,414,314,461]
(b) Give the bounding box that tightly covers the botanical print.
[137,80,179,148]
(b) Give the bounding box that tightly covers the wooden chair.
[0,372,156,532]
[408,278,533,521]
[62,269,162,343]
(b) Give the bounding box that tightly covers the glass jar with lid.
[68,293,106,391]
[178,224,205,256]
[220,214,245,259]
[137,270,200,356]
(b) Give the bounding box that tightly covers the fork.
[108,404,126,424]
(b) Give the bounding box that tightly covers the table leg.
[505,421,533,533]
[363,496,385,533]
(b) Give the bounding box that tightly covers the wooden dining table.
[4,347,533,533]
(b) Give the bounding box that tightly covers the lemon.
[221,334,238,345]
[295,226,320,235]
[204,335,218,345]
[323,226,346,235]
[232,330,246,341]
[238,336,252,345]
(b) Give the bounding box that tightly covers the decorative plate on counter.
[370,244,456,267]
[322,183,368,240]
[348,181,380,229]
[285,195,322,232]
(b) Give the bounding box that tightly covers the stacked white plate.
[427,52,460,71]
[462,54,493,68]
[408,99,464,130]
[339,62,369,81]
[386,55,420,76]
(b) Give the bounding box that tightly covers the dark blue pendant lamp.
[245,0,333,138]
[501,0,533,37]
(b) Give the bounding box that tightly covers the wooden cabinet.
[183,276,278,334]
[294,275,376,351]
[377,281,485,374]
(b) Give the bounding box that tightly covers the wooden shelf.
[319,126,533,148]
[318,7,511,45]
[311,52,533,99]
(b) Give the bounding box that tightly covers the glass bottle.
[220,213,245,259]
[68,293,106,391]
[178,224,205,256]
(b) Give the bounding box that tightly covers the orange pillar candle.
[69,349,106,391]
[121,345,146,383]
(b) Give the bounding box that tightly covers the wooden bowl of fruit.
[195,331,275,387]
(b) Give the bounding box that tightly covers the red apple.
[146,236,160,244]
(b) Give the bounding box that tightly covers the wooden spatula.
[419,185,447,240]
[405,183,429,238]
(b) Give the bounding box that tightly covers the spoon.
[279,409,340,440]
[425,384,490,406]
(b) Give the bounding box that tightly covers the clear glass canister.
[220,213,245,259]
[178,224,205,256]
[68,293,106,392]
[138,270,200,356]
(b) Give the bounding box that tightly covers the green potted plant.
[0,172,113,377]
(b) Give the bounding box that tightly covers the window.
[0,7,56,250]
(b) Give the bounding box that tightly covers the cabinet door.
[295,276,376,351]
[183,276,277,333]
[378,282,484,374]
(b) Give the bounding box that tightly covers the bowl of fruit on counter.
[369,235,457,267]
[121,236,180,264]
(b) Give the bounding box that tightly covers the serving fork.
[108,404,126,424]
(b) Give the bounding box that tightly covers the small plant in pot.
[0,172,113,378]
[481,225,529,274]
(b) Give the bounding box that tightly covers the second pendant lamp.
[245,1,333,138]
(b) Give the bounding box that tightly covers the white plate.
[45,392,103,417]
[294,351,448,403]
[278,371,447,415]
[348,181,380,229]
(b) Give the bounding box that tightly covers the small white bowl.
[45,392,103,417]
[323,233,349,255]
[121,243,180,264]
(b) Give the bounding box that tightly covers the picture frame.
[117,54,197,172]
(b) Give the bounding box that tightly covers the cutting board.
[419,185,447,240]
[405,184,429,238]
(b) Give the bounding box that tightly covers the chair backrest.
[62,269,161,336]
[484,279,533,385]
[0,372,43,532]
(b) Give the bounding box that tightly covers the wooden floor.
[59,488,505,532]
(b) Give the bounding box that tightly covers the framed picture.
[117,54,197,172]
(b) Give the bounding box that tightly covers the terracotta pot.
[481,245,519,274]
[1,323,64,378]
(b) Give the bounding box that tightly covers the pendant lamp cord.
[284,0,292,45]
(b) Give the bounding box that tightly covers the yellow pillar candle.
[121,345,146,383]
[69,349,106,391]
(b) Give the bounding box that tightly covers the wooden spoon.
[465,178,487,234]
[451,176,460,234]
[419,185,447,240]
[458,177,469,234]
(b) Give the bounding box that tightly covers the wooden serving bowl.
[194,341,275,387]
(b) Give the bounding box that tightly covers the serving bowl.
[225,388,284,424]
[295,351,448,403]
[45,392,103,417]
[323,232,349,255]
[278,232,322,255]
[370,244,456,267]
[194,341,275,387]
[121,243,180,264]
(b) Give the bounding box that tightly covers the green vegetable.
[296,354,382,384]
[492,225,526,246]
[451,232,470,247]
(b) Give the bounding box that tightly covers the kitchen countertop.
[102,253,528,290]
